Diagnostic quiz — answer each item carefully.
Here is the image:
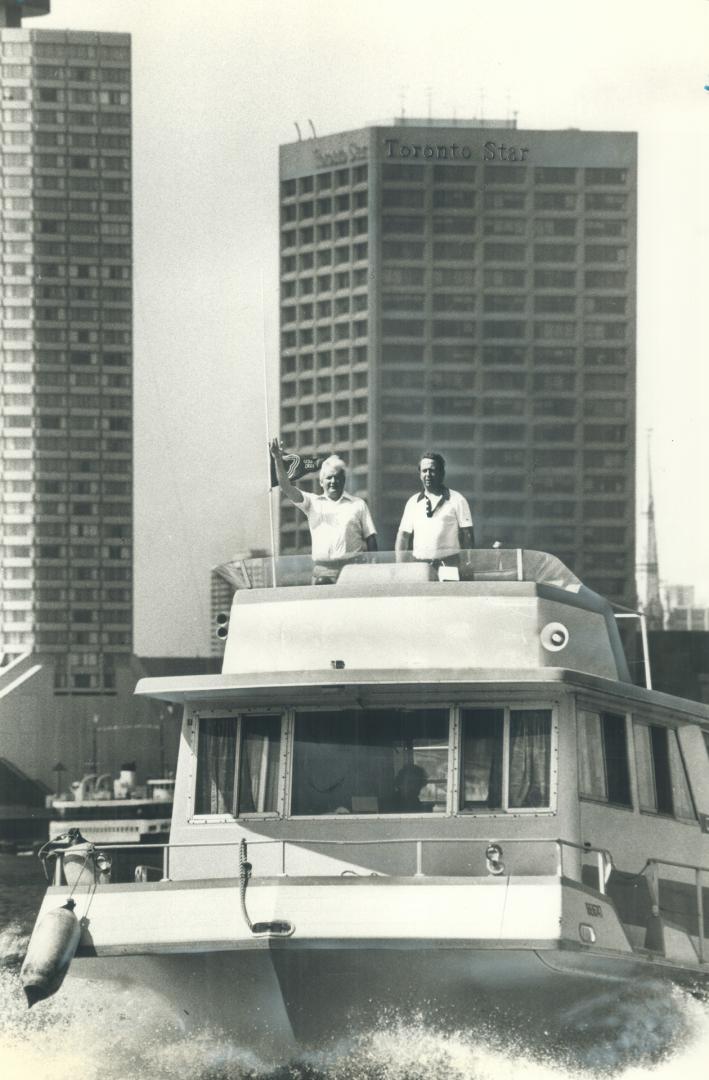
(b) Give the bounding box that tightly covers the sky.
[36,0,709,654]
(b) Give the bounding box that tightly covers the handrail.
[48,835,613,895]
[639,856,709,963]
[640,855,709,875]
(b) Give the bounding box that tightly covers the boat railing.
[49,835,613,894]
[640,856,709,963]
[215,549,584,592]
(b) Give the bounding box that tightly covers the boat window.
[460,709,503,809]
[578,711,606,799]
[460,707,552,811]
[195,714,281,816]
[578,710,631,807]
[291,708,448,816]
[195,717,236,815]
[634,722,696,821]
[237,715,282,814]
[509,710,552,807]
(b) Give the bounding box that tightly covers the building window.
[484,218,526,237]
[483,294,525,314]
[433,188,475,209]
[584,347,627,367]
[484,269,524,288]
[482,346,526,366]
[585,246,627,265]
[382,215,425,236]
[535,167,576,184]
[382,189,424,209]
[585,219,627,239]
[585,168,627,185]
[485,243,525,262]
[482,320,525,339]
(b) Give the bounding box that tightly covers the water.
[1,854,708,1080]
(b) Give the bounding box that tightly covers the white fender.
[21,899,82,1007]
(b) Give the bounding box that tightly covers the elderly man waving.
[269,438,377,581]
[395,451,474,563]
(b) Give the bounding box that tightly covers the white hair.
[319,454,347,481]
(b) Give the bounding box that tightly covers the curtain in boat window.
[460,709,503,810]
[195,717,236,815]
[509,709,552,807]
[237,715,281,814]
[578,711,606,799]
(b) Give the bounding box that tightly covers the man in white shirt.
[269,438,377,579]
[395,451,474,562]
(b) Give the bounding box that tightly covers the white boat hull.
[31,874,709,1059]
[61,941,698,1060]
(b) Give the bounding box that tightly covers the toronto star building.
[278,119,637,607]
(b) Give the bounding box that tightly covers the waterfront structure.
[278,119,637,606]
[0,4,132,692]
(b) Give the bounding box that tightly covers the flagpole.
[260,272,278,588]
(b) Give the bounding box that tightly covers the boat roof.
[134,667,709,724]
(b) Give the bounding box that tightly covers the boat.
[48,767,173,882]
[21,550,709,1058]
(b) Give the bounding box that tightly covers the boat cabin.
[135,550,709,958]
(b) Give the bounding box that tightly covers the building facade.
[0,9,132,694]
[278,119,637,605]
[664,585,709,631]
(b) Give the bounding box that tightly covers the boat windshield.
[215,549,582,593]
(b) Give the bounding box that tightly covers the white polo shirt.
[298,491,376,561]
[398,488,473,559]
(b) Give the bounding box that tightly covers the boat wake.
[0,953,707,1080]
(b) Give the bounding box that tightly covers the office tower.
[0,2,132,691]
[278,119,637,606]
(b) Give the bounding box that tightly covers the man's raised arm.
[269,437,304,504]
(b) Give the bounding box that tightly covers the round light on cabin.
[540,621,569,652]
[579,923,596,944]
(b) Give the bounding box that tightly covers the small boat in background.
[49,765,173,882]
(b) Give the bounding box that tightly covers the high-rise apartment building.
[0,2,132,692]
[278,119,637,606]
